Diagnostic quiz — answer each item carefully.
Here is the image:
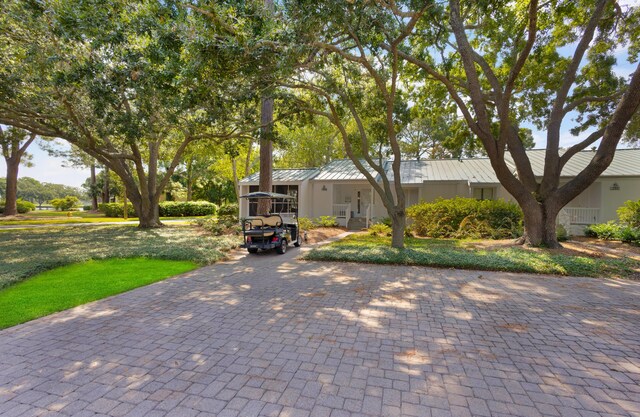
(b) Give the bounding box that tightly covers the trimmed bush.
[50,196,79,211]
[617,200,640,228]
[159,201,217,217]
[407,197,523,239]
[83,205,92,211]
[99,203,137,218]
[0,199,36,214]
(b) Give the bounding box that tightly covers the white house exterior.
[239,149,640,233]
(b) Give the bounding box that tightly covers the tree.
[0,0,259,227]
[284,2,434,248]
[379,0,640,247]
[0,126,36,216]
[275,116,345,168]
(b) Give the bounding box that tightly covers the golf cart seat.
[243,215,283,238]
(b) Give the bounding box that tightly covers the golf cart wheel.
[276,239,287,254]
[247,248,258,254]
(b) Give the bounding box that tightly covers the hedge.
[159,201,217,217]
[407,197,523,239]
[99,203,137,218]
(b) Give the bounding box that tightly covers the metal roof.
[239,192,295,199]
[508,148,640,177]
[314,159,382,181]
[386,159,500,184]
[239,148,640,185]
[239,168,320,184]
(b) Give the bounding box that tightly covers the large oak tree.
[391,0,640,247]
[0,0,259,227]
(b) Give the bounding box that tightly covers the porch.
[331,184,374,228]
[559,207,600,235]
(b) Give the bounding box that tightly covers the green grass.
[0,211,205,225]
[304,234,640,278]
[0,225,241,289]
[0,258,198,329]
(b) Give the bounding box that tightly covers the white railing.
[333,204,351,227]
[564,207,600,225]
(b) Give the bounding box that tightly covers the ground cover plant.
[0,225,240,289]
[304,234,640,278]
[0,258,198,329]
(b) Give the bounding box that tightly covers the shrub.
[407,197,522,239]
[99,202,137,218]
[194,217,240,236]
[218,203,239,218]
[159,201,217,217]
[617,200,640,228]
[316,215,338,227]
[556,224,568,242]
[50,196,79,211]
[619,226,640,245]
[584,221,622,240]
[298,217,316,231]
[83,205,92,211]
[369,223,392,237]
[0,199,36,214]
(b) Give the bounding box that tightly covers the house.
[239,149,640,233]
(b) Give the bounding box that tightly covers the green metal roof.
[240,168,319,184]
[509,148,640,177]
[239,149,640,184]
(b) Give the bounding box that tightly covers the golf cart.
[239,192,301,254]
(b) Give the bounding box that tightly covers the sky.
[1,2,638,189]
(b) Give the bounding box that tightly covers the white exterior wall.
[598,177,640,222]
[418,181,470,202]
[310,181,334,219]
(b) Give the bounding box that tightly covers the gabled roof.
[239,168,319,184]
[314,159,381,181]
[516,148,640,177]
[239,148,640,185]
[387,158,500,184]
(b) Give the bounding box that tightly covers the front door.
[354,188,371,217]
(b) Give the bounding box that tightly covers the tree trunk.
[517,199,561,248]
[231,157,239,199]
[130,191,162,228]
[103,168,110,203]
[90,164,98,210]
[3,158,19,216]
[186,158,193,202]
[258,97,274,214]
[390,210,406,249]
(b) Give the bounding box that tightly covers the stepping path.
[1,241,639,416]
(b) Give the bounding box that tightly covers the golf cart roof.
[239,192,295,200]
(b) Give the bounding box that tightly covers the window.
[248,185,298,215]
[473,187,494,200]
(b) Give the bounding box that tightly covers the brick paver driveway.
[1,244,639,417]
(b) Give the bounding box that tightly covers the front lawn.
[304,234,640,278]
[0,258,198,329]
[0,225,241,289]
